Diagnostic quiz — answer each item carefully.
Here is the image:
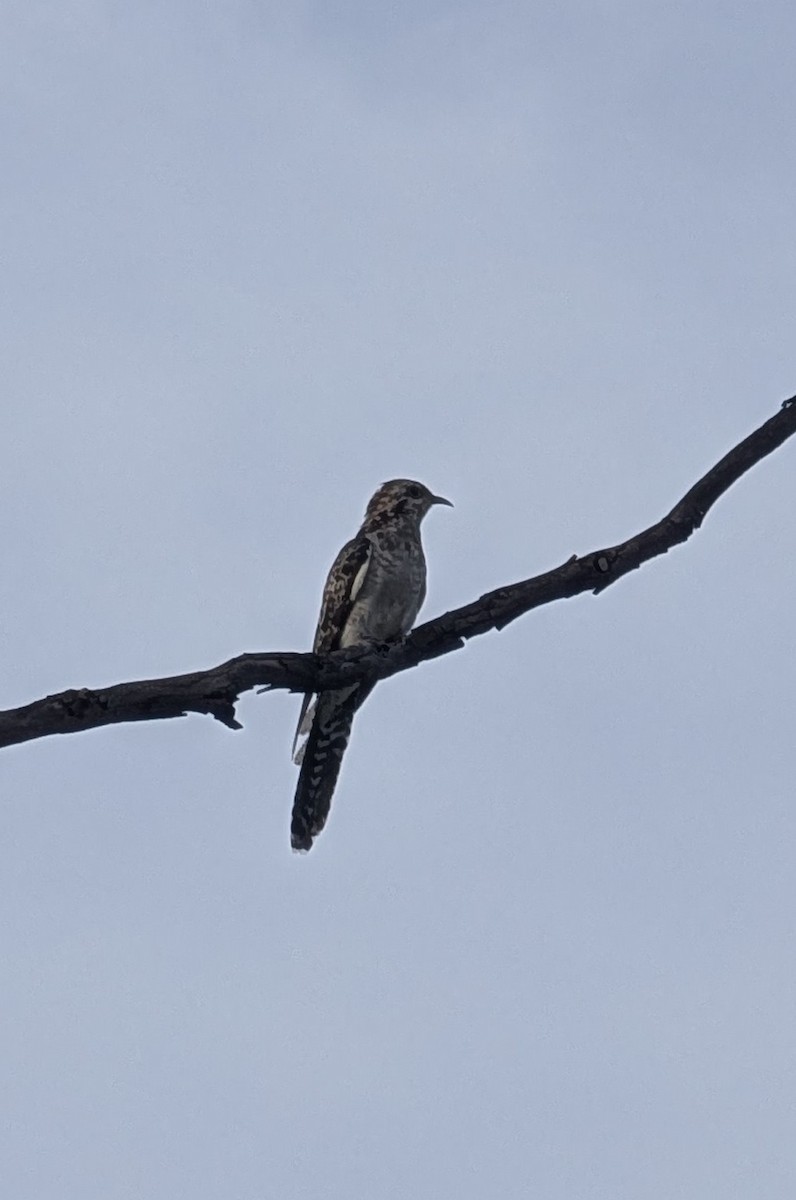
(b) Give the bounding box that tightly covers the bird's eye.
[407,485,422,499]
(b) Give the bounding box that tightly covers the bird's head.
[363,479,453,528]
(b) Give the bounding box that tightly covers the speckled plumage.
[290,479,452,852]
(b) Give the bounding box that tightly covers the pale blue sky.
[2,3,796,1197]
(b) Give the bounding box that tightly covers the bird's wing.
[311,533,372,654]
[291,533,372,762]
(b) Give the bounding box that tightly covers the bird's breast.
[340,539,427,648]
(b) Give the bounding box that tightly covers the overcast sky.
[3,2,796,1197]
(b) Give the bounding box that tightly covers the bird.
[290,479,452,852]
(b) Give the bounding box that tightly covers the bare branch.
[2,398,794,751]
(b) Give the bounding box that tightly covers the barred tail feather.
[292,695,316,765]
[291,690,359,852]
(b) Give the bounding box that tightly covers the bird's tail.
[290,685,368,852]
[291,695,316,765]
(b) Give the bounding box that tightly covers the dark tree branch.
[2,398,794,751]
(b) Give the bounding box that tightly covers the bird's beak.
[431,494,453,508]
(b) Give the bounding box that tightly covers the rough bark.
[2,398,794,751]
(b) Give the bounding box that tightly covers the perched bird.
[291,479,452,852]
